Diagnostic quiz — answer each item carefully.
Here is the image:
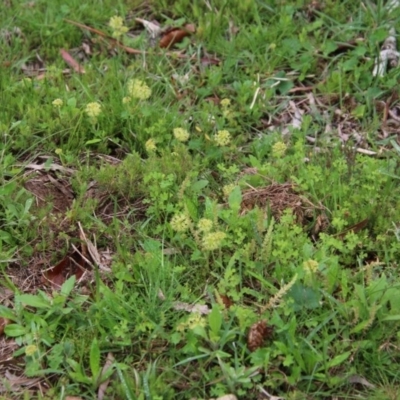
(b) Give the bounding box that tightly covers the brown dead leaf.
[97,352,115,400]
[2,370,41,391]
[0,318,11,336]
[336,218,369,240]
[60,48,85,73]
[200,56,221,67]
[159,24,195,49]
[42,245,88,289]
[220,295,233,309]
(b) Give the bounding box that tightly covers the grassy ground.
[1,0,400,398]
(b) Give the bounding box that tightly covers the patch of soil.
[240,182,329,232]
[24,172,74,214]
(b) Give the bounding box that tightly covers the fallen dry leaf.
[42,245,87,289]
[159,24,196,49]
[21,161,75,175]
[348,374,376,389]
[78,222,111,272]
[215,395,238,400]
[1,370,41,392]
[0,317,11,335]
[135,18,162,39]
[173,302,210,315]
[219,295,233,309]
[336,218,369,240]
[60,48,85,73]
[97,352,115,400]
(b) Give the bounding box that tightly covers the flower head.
[222,184,236,199]
[272,141,287,158]
[170,213,191,232]
[214,130,231,146]
[220,98,232,118]
[25,344,38,356]
[176,313,206,332]
[197,218,213,233]
[202,231,226,251]
[52,98,63,108]
[145,138,157,152]
[109,16,128,38]
[85,102,102,119]
[303,259,319,274]
[173,127,190,142]
[122,96,131,104]
[127,79,152,100]
[220,98,231,108]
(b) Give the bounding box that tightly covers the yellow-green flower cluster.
[220,98,232,118]
[145,138,157,152]
[222,184,236,199]
[108,16,128,38]
[173,127,190,142]
[127,79,152,100]
[272,141,287,158]
[85,102,102,119]
[176,313,206,332]
[52,98,63,108]
[170,213,191,232]
[25,344,38,356]
[122,96,131,104]
[202,231,226,251]
[220,98,231,108]
[197,218,213,233]
[214,129,231,146]
[303,259,319,274]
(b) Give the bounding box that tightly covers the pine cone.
[247,320,273,352]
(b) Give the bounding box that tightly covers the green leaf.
[228,186,242,212]
[350,320,370,334]
[4,324,26,337]
[85,138,102,145]
[184,197,198,220]
[67,97,77,108]
[382,315,400,321]
[90,337,101,379]
[326,351,351,368]
[288,283,320,311]
[17,294,51,309]
[190,180,209,192]
[61,275,76,297]
[208,305,222,337]
[277,78,294,95]
[0,305,16,320]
